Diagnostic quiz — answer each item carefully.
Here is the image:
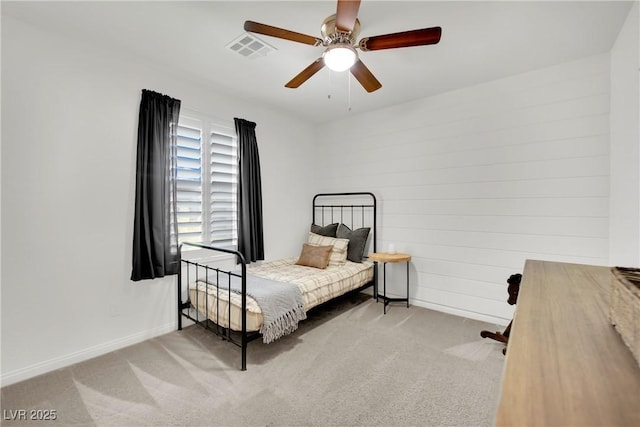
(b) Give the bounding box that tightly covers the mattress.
[188,257,374,332]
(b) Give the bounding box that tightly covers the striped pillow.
[307,232,349,266]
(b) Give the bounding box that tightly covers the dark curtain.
[131,89,181,281]
[235,118,264,262]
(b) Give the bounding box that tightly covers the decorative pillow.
[310,223,338,237]
[295,244,333,269]
[336,224,371,263]
[307,232,349,266]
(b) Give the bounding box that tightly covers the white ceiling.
[2,1,633,123]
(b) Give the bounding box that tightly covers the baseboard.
[410,299,511,326]
[0,322,176,387]
[361,288,510,326]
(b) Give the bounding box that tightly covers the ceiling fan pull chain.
[328,69,332,100]
[348,73,352,111]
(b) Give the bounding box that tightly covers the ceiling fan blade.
[359,27,442,51]
[244,21,322,46]
[335,0,361,32]
[350,59,382,93]
[285,59,325,88]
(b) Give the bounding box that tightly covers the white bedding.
[188,257,374,332]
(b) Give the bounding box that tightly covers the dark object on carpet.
[480,273,522,354]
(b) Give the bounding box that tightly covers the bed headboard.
[312,192,377,255]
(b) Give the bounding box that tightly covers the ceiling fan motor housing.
[321,14,361,46]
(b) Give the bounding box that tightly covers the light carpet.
[1,294,507,426]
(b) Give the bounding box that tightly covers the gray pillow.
[336,223,371,263]
[310,223,338,237]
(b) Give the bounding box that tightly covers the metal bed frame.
[177,192,377,370]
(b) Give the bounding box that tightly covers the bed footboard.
[177,242,254,370]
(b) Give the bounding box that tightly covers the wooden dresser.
[495,260,640,426]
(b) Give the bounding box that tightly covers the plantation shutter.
[176,119,203,244]
[210,131,238,248]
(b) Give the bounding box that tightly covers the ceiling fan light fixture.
[323,44,357,72]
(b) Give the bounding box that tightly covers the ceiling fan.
[243,0,442,93]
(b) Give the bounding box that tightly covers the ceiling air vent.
[226,33,276,59]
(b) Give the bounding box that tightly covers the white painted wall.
[610,2,640,266]
[0,16,316,385]
[315,53,612,324]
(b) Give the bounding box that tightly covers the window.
[176,113,238,249]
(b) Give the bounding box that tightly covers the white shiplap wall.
[315,54,610,324]
[610,2,640,266]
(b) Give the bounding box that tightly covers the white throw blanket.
[207,273,307,344]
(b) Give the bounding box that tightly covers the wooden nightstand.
[368,252,411,314]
